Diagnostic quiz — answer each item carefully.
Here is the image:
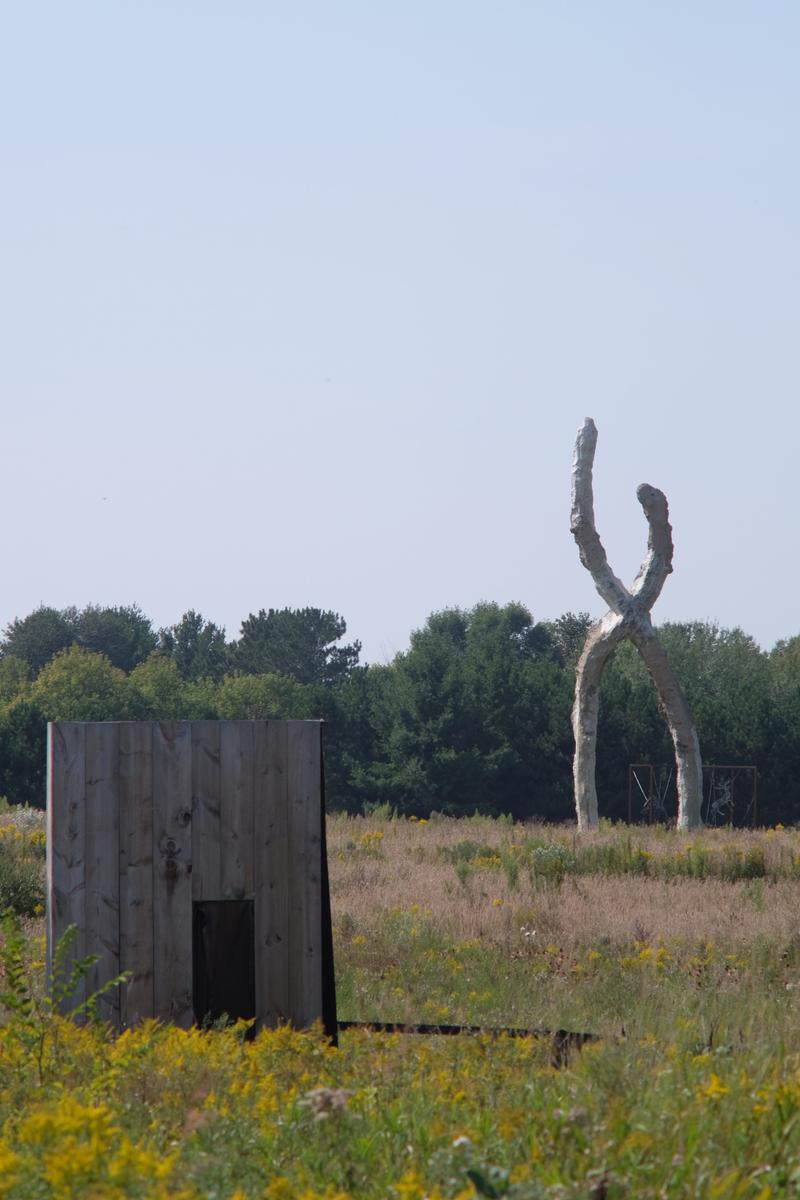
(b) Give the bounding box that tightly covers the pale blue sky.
[2,3,798,662]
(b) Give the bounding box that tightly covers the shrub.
[0,852,43,915]
[0,810,46,914]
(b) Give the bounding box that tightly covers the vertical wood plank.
[191,721,221,902]
[85,723,121,1027]
[47,722,87,1012]
[254,720,290,1027]
[287,721,323,1028]
[220,721,254,900]
[153,721,193,1027]
[119,722,154,1027]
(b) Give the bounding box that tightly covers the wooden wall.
[46,720,333,1033]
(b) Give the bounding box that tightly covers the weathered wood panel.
[85,723,121,1025]
[153,721,193,1027]
[119,722,154,1028]
[254,720,290,1027]
[47,723,87,1012]
[191,721,221,901]
[49,719,329,1033]
[287,721,323,1028]
[220,721,254,900]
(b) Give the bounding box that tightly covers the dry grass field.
[328,814,800,1043]
[328,814,800,947]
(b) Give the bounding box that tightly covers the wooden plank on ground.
[287,721,323,1028]
[85,723,121,1026]
[119,721,154,1027]
[220,721,254,900]
[153,721,193,1027]
[47,722,87,1012]
[254,720,289,1027]
[191,721,221,902]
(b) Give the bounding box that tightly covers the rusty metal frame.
[628,763,758,827]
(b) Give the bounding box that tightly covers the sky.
[2,3,799,664]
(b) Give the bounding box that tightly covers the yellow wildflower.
[699,1073,729,1101]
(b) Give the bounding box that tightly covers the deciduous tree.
[31,646,137,721]
[75,604,157,673]
[216,672,313,720]
[1,606,78,676]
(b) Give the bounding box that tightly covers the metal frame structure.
[628,763,758,827]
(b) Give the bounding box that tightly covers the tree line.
[1,602,799,825]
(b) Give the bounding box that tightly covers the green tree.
[0,607,78,677]
[231,608,360,685]
[158,610,228,682]
[129,653,219,719]
[31,646,137,721]
[545,611,593,669]
[129,653,188,718]
[0,698,47,807]
[596,640,670,819]
[596,622,772,822]
[216,673,313,720]
[74,604,157,673]
[319,664,395,812]
[373,603,572,819]
[657,623,770,766]
[760,636,800,824]
[0,657,30,706]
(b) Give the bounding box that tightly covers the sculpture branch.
[571,613,626,830]
[569,418,629,614]
[630,483,673,609]
[569,419,702,831]
[629,627,703,830]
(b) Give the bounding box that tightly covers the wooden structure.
[46,720,336,1035]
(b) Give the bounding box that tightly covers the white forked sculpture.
[570,418,702,831]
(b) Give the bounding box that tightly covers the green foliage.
[467,1166,512,1198]
[0,850,43,915]
[1,604,156,677]
[0,656,30,705]
[31,646,136,721]
[0,605,78,676]
[0,808,45,915]
[543,610,593,669]
[231,607,361,684]
[595,623,778,822]
[0,698,47,809]
[159,609,228,682]
[527,841,576,884]
[0,913,130,1089]
[128,654,219,720]
[440,839,497,865]
[319,665,396,813]
[128,652,189,717]
[659,623,771,765]
[360,603,572,819]
[216,672,314,719]
[7,594,800,821]
[74,603,157,672]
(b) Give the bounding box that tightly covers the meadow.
[2,809,800,1197]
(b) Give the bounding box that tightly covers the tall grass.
[0,807,45,916]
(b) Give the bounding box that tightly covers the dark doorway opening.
[193,900,255,1032]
